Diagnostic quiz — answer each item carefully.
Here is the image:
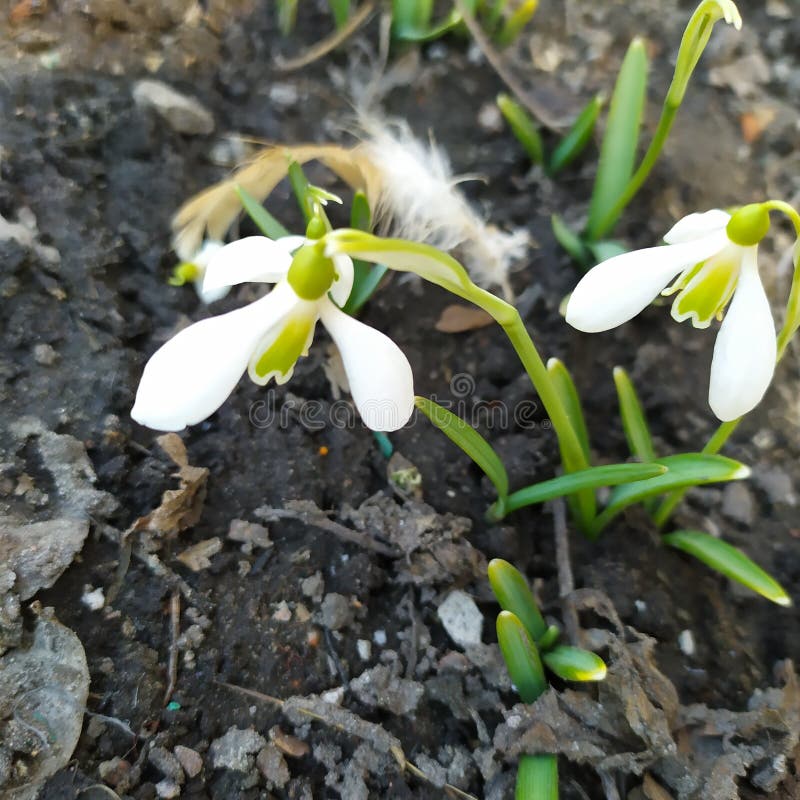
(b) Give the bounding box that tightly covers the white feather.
[359,116,530,298]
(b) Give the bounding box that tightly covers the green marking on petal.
[671,247,741,328]
[287,244,336,300]
[251,308,317,384]
[662,260,704,297]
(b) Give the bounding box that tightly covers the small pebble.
[272,601,292,622]
[356,639,372,660]
[33,343,58,365]
[437,590,483,648]
[81,586,105,611]
[678,629,696,657]
[373,629,387,646]
[173,745,203,779]
[155,777,181,799]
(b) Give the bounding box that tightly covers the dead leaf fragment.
[131,434,208,539]
[435,304,494,333]
[740,106,777,144]
[177,537,222,572]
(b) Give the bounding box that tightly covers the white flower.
[566,208,776,421]
[132,236,415,432]
[185,240,230,304]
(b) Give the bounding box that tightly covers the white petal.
[203,236,294,291]
[566,231,728,333]
[320,300,414,431]
[132,283,297,431]
[194,280,231,305]
[663,210,730,244]
[329,254,354,307]
[708,248,776,421]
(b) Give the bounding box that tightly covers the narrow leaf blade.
[497,93,544,165]
[235,185,290,239]
[416,396,509,500]
[613,366,656,461]
[586,38,648,239]
[551,214,590,265]
[548,93,604,175]
[591,454,750,536]
[493,462,665,519]
[663,529,791,606]
[488,559,548,640]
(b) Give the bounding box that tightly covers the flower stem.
[466,287,593,521]
[654,201,800,527]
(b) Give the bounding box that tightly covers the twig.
[163,590,181,706]
[552,498,580,645]
[453,0,566,130]
[256,502,401,558]
[598,769,622,800]
[274,3,375,72]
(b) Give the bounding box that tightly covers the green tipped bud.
[726,203,770,247]
[287,244,336,300]
[488,559,547,640]
[496,611,548,703]
[542,645,607,682]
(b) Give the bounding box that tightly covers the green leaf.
[663,530,791,606]
[327,0,350,28]
[587,240,628,263]
[547,358,595,524]
[516,754,558,800]
[586,38,648,239]
[547,359,590,463]
[548,93,604,175]
[343,263,389,315]
[350,190,372,232]
[537,625,560,652]
[551,214,590,265]
[496,611,548,703]
[287,160,313,223]
[235,185,290,239]
[612,366,656,462]
[497,93,544,165]
[488,559,548,641]
[488,462,666,521]
[276,0,298,34]
[391,0,433,37]
[542,645,607,682]
[415,396,509,501]
[496,0,539,48]
[589,454,750,538]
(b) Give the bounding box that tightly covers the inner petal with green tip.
[669,245,742,328]
[249,304,318,386]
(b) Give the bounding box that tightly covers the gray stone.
[320,593,352,630]
[174,745,203,778]
[721,482,755,526]
[209,727,266,772]
[256,744,290,789]
[133,80,215,135]
[148,746,184,783]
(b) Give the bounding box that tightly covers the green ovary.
[670,249,740,328]
[252,311,316,382]
[287,244,336,300]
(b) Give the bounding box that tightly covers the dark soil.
[1,1,799,798]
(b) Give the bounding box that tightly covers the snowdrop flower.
[170,240,231,304]
[133,231,415,432]
[567,205,776,421]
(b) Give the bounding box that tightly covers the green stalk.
[516,754,558,800]
[591,1,741,238]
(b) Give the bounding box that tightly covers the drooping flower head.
[566,206,776,421]
[132,225,415,433]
